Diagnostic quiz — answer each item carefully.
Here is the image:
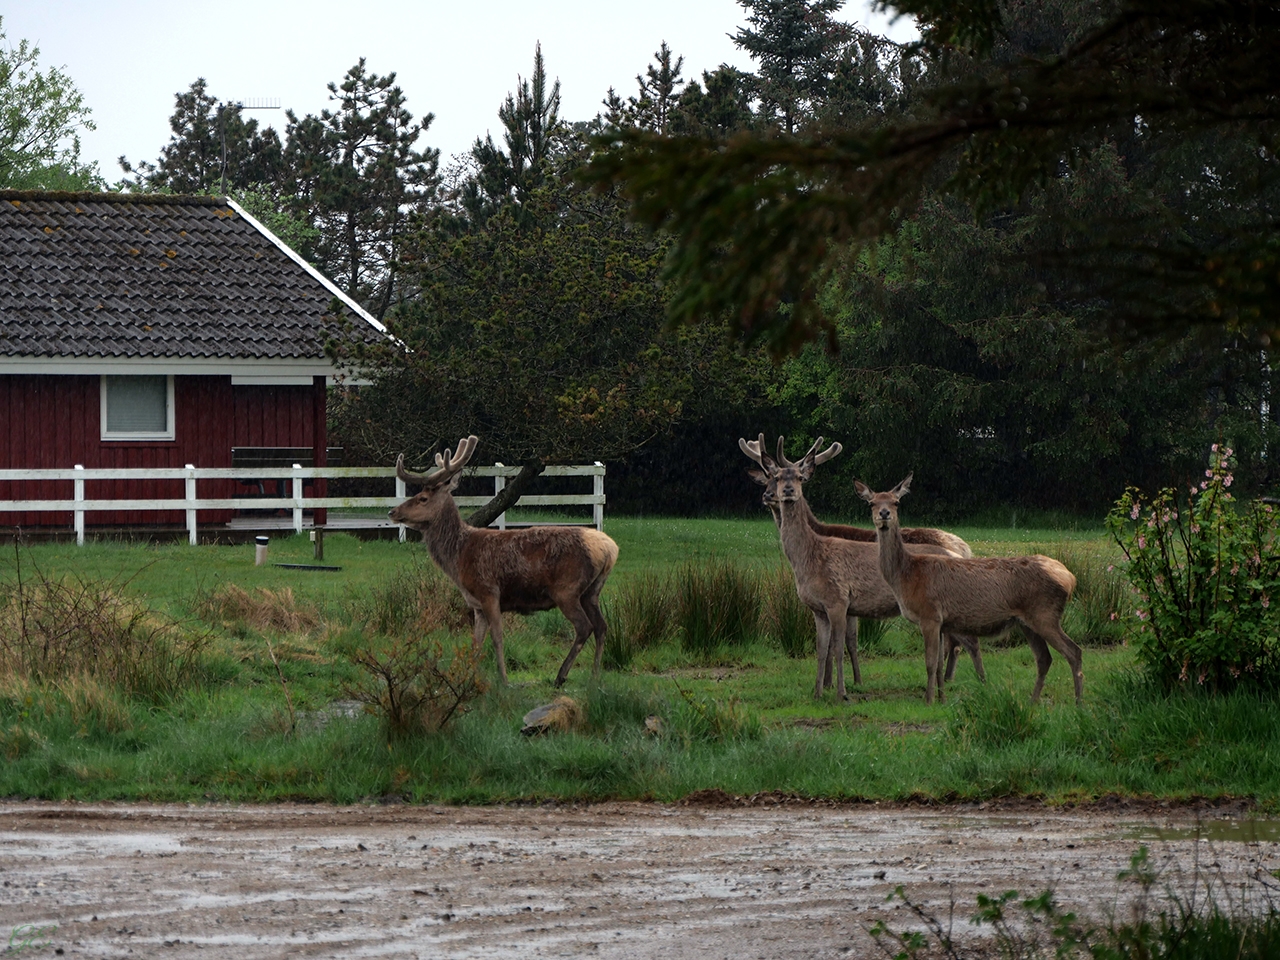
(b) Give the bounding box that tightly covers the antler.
[775,435,842,468]
[397,435,480,486]
[738,432,775,471]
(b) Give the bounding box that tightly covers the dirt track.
[1,798,1276,959]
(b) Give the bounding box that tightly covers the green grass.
[0,519,1275,807]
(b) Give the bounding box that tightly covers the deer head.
[388,435,479,529]
[854,474,913,531]
[739,434,842,504]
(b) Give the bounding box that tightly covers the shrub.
[197,583,320,635]
[0,560,209,701]
[673,557,762,657]
[1106,445,1280,690]
[345,635,487,737]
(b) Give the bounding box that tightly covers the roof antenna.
[218,97,281,198]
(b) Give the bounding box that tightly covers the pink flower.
[1130,504,1141,520]
[1206,469,1214,478]
[1137,534,1147,549]
[1110,612,1118,621]
[1225,447,1234,457]
[1263,596,1270,609]
[1224,475,1233,487]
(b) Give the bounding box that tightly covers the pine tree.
[283,60,439,318]
[732,0,853,134]
[462,43,565,223]
[604,42,687,134]
[119,79,282,194]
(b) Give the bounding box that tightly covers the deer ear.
[447,472,465,492]
[854,480,874,502]
[747,469,768,486]
[893,473,913,498]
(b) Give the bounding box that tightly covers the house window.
[101,375,175,440]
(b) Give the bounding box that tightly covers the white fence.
[0,463,606,545]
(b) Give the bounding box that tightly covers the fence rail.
[0,463,606,544]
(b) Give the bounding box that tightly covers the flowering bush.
[1106,445,1280,690]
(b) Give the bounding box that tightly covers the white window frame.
[100,374,176,441]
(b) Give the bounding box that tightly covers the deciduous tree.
[0,17,100,190]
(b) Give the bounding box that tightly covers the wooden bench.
[231,447,343,494]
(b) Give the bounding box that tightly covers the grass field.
[1,518,1277,808]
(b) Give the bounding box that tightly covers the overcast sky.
[4,1,918,183]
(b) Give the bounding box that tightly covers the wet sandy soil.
[1,798,1276,959]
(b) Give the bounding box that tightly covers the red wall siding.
[0,375,320,529]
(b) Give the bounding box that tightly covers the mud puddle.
[1,801,1277,959]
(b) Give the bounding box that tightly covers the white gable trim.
[226,198,388,336]
[0,356,367,384]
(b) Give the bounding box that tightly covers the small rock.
[520,697,583,736]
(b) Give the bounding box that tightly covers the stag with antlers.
[739,434,983,699]
[389,436,619,687]
[857,475,1083,705]
[744,437,985,686]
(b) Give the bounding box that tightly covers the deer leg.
[845,615,862,687]
[582,592,608,680]
[1024,630,1053,703]
[945,632,986,682]
[1031,618,1084,704]
[828,604,849,700]
[812,609,832,699]
[921,620,943,705]
[553,597,596,688]
[477,599,508,685]
[944,633,961,682]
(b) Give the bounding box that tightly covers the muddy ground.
[1,797,1276,959]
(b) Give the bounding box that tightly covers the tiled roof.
[0,190,385,361]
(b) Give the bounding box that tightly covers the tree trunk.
[466,457,544,528]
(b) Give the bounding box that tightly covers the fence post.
[395,474,407,542]
[292,463,304,534]
[73,464,85,545]
[594,461,605,531]
[494,463,507,530]
[185,464,197,545]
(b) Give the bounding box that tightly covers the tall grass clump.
[673,557,762,657]
[347,557,470,637]
[0,553,209,701]
[1038,541,1129,646]
[947,682,1043,748]
[761,563,812,658]
[669,684,763,744]
[196,583,320,636]
[602,572,674,669]
[1108,444,1280,690]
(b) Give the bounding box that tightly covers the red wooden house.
[0,190,386,530]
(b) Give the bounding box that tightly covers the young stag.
[745,438,985,684]
[389,436,619,687]
[739,435,983,699]
[856,475,1083,705]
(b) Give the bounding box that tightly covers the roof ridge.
[0,189,224,206]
